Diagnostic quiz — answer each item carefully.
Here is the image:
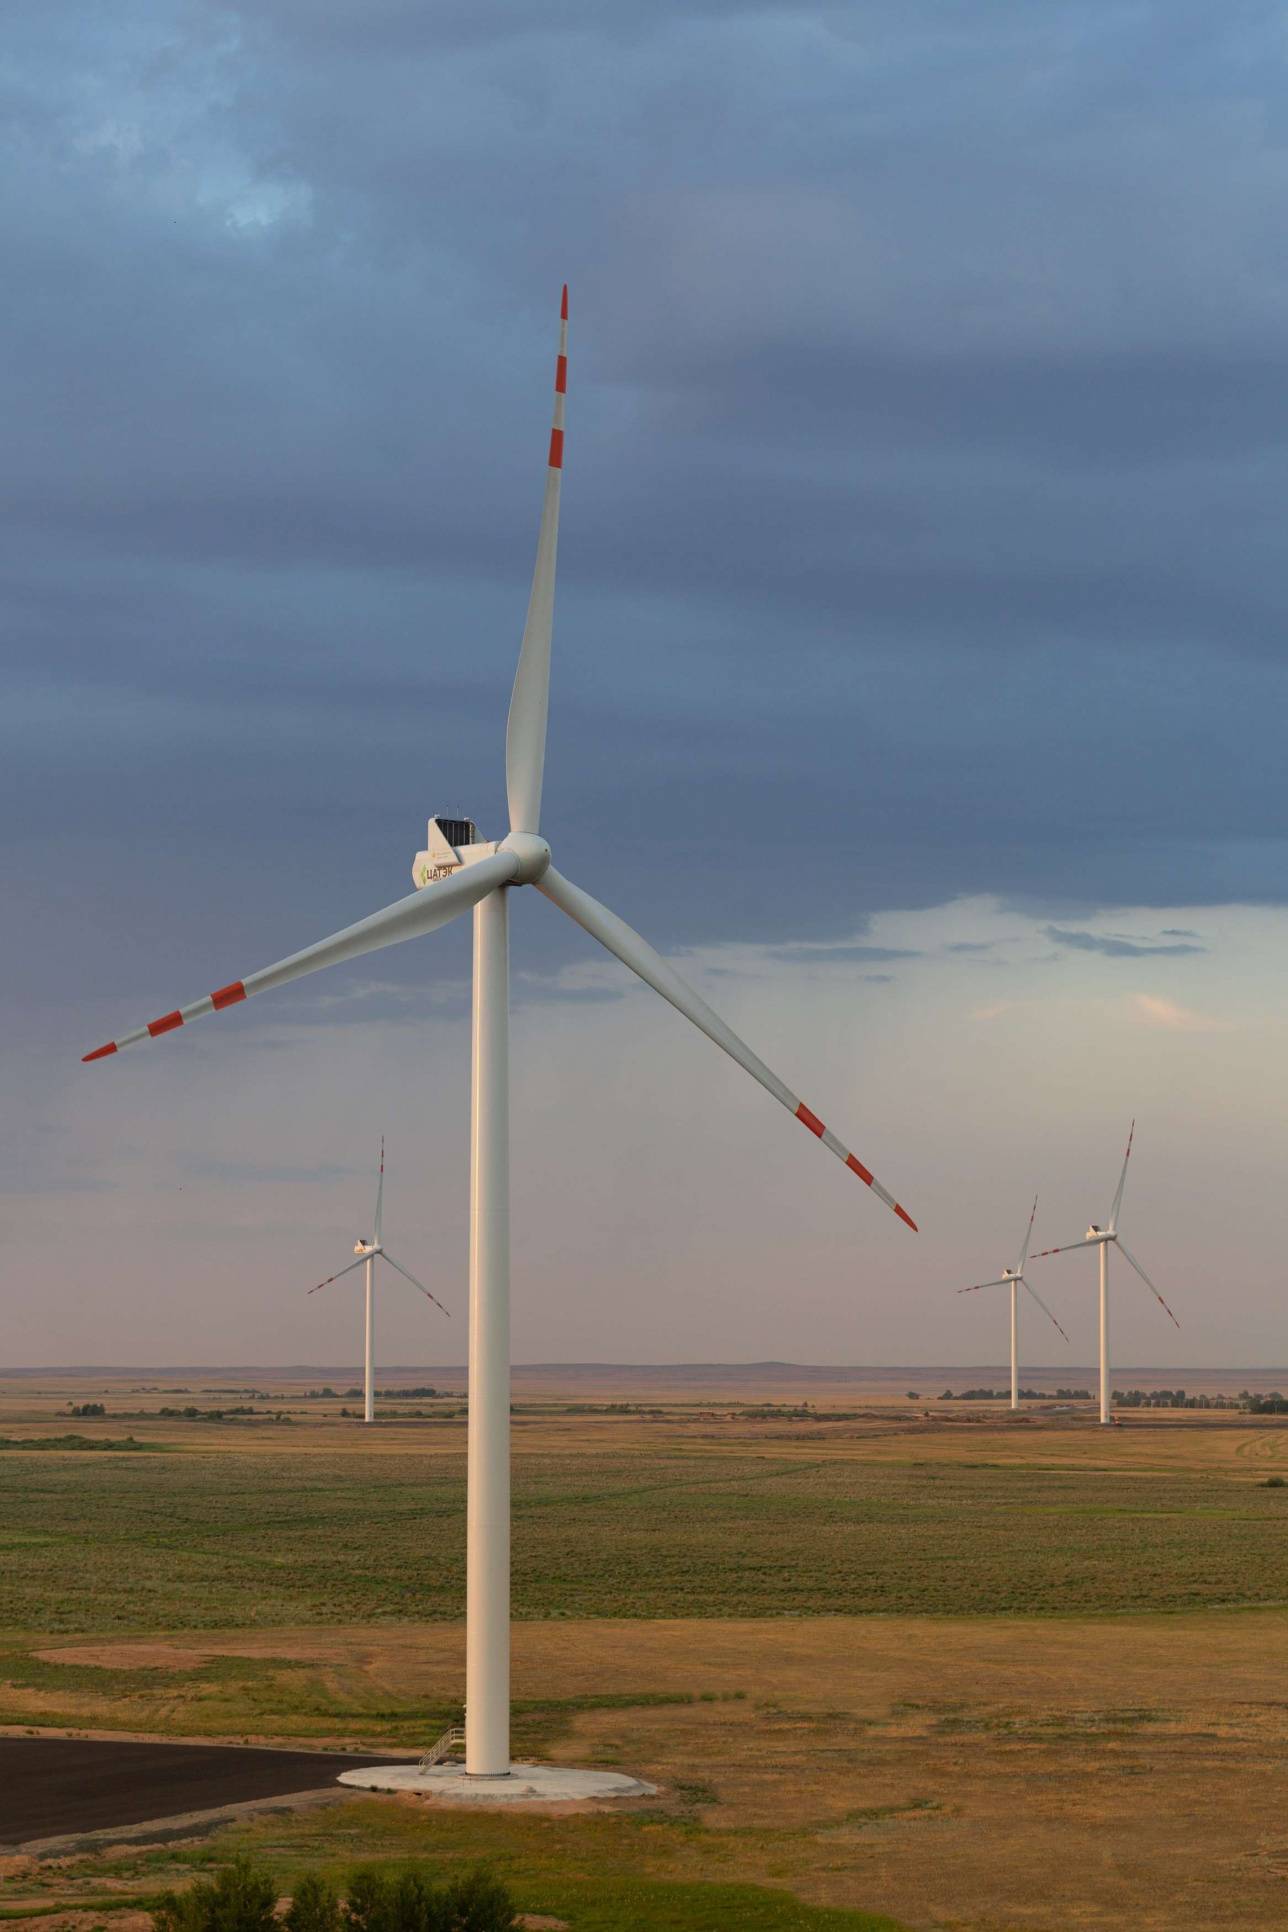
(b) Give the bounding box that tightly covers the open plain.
[2,1366,1287,1930]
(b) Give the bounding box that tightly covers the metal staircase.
[418,1720,466,1770]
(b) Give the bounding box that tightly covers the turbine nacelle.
[354,1239,382,1257]
[412,816,491,889]
[412,819,551,892]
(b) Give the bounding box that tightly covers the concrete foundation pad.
[337,1761,656,1804]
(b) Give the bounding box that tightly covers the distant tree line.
[153,1406,295,1423]
[312,1386,459,1400]
[0,1434,153,1452]
[368,1385,452,1400]
[940,1387,1092,1402]
[67,1400,296,1424]
[339,1406,467,1419]
[1113,1388,1288,1412]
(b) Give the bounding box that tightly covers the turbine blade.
[381,1250,450,1317]
[1017,1192,1038,1273]
[1031,1238,1096,1259]
[505,284,568,835]
[307,1253,369,1294]
[374,1136,385,1247]
[957,1278,1011,1294]
[1019,1274,1070,1342]
[1109,1118,1135,1230]
[1115,1237,1180,1329]
[83,851,518,1061]
[536,864,917,1231]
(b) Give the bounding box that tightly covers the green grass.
[0,1641,745,1747]
[18,1793,910,1932]
[0,1893,901,1929]
[492,1877,905,1928]
[0,1875,904,1931]
[2,1446,1287,1636]
[932,1704,1167,1737]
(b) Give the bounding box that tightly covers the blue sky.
[5,1,1288,1366]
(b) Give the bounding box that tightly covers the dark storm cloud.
[6,0,1288,1054]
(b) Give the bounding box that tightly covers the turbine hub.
[501,831,552,885]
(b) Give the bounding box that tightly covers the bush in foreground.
[153,1855,277,1932]
[152,1857,516,1932]
[286,1873,343,1932]
[342,1866,515,1932]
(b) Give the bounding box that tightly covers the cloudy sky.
[5,0,1288,1369]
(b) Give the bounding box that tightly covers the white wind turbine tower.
[957,1194,1069,1410]
[308,1138,448,1424]
[83,287,919,1784]
[1031,1122,1179,1425]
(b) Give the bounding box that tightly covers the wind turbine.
[308,1138,448,1424]
[82,286,919,1781]
[957,1194,1068,1410]
[1031,1122,1179,1425]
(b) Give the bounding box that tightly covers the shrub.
[441,1870,517,1932]
[152,1855,277,1932]
[389,1869,450,1932]
[342,1865,515,1932]
[286,1874,342,1932]
[152,1854,515,1932]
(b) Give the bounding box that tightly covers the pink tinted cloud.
[1130,994,1227,1033]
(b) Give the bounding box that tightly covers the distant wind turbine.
[1031,1123,1179,1425]
[308,1138,447,1424]
[83,286,919,1780]
[957,1194,1068,1410]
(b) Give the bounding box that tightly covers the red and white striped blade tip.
[83,981,248,1060]
[548,289,568,470]
[794,1101,917,1231]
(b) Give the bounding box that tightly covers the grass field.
[2,1372,1288,1929]
[4,1445,1288,1637]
